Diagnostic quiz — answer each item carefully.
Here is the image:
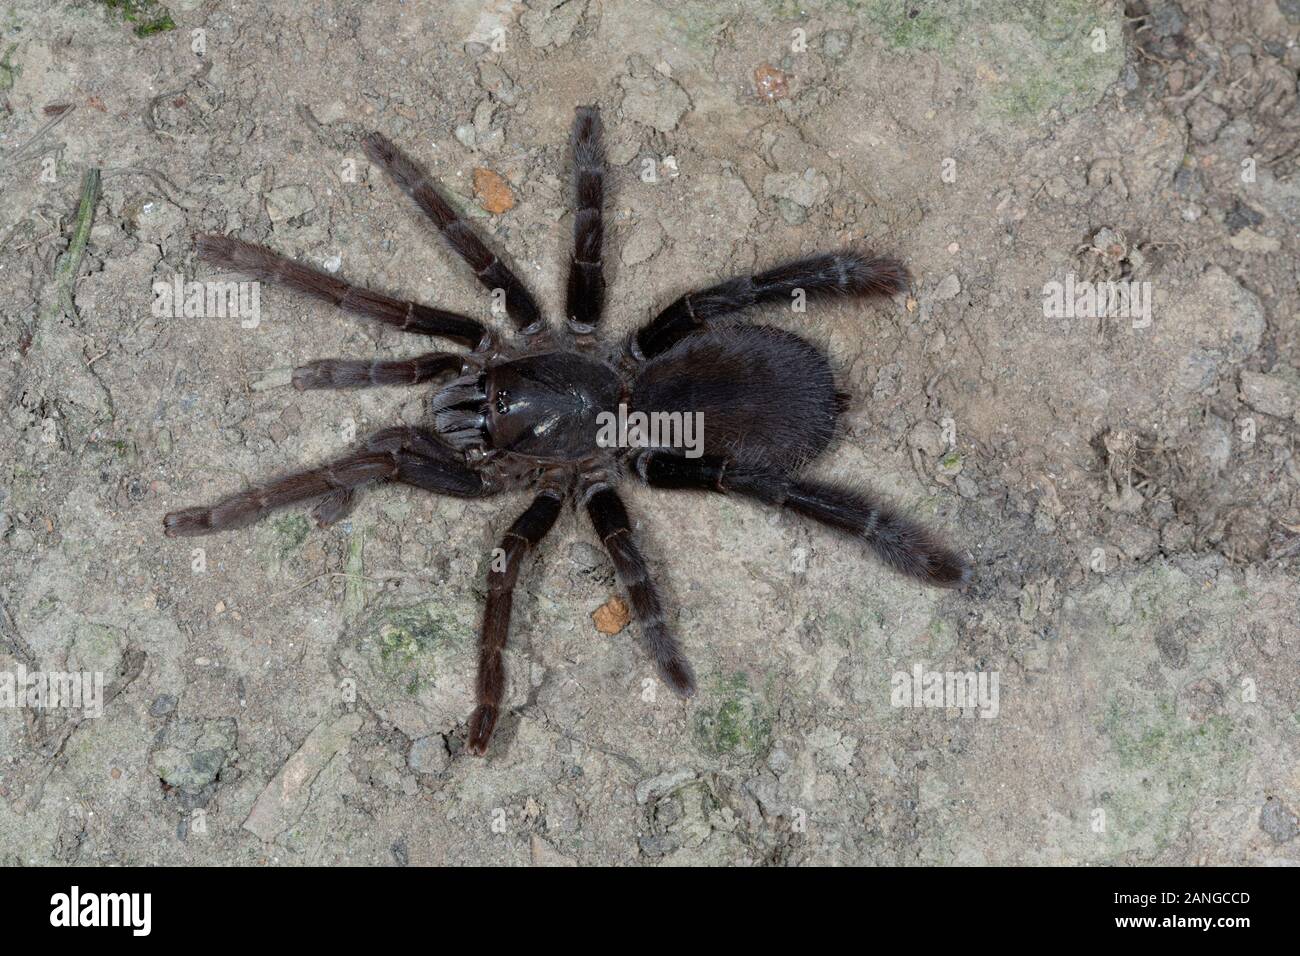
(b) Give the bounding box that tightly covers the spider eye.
[494,392,510,415]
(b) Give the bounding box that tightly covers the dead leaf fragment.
[754,63,789,102]
[592,596,631,635]
[754,64,789,102]
[530,834,577,867]
[473,167,515,214]
[242,712,364,842]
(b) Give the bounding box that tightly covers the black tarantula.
[164,106,970,755]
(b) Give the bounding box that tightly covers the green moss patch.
[97,0,175,38]
[693,672,772,758]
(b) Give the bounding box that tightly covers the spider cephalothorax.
[164,106,970,755]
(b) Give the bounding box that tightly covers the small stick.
[4,103,76,162]
[51,167,102,319]
[32,168,100,353]
[343,528,367,618]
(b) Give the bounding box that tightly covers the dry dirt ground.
[0,0,1297,866]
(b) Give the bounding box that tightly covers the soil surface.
[1,0,1297,864]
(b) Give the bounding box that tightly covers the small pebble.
[592,596,631,635]
[473,168,515,214]
[933,274,961,301]
[408,735,450,775]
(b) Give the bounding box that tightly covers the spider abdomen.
[629,324,840,472]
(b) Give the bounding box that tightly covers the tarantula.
[164,106,970,755]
